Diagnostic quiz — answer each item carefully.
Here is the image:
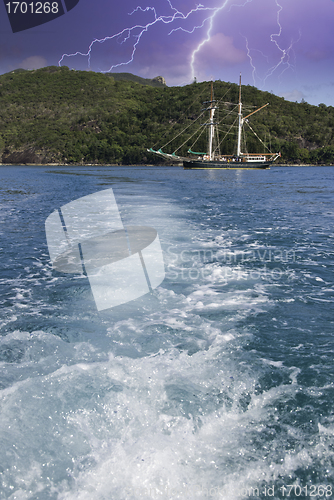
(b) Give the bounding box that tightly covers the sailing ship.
[148,75,281,169]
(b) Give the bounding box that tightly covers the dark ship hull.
[183,159,271,169]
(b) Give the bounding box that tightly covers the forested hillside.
[0,66,334,165]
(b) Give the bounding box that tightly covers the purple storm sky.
[1,0,334,106]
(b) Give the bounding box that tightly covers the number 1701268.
[280,485,332,497]
[5,2,59,14]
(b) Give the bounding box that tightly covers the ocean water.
[0,165,333,500]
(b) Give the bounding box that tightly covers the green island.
[0,65,333,166]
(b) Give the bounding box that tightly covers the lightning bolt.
[188,0,258,81]
[264,0,301,82]
[189,0,229,80]
[243,0,301,89]
[58,0,221,73]
[58,0,301,91]
[243,36,270,85]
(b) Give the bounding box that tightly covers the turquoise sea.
[0,165,333,499]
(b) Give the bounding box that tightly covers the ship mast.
[237,73,242,157]
[208,81,215,160]
[236,73,269,157]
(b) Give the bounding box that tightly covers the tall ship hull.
[148,74,281,170]
[183,158,271,169]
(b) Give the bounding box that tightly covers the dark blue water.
[0,165,333,499]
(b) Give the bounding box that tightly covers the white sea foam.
[1,166,334,499]
[0,344,303,499]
